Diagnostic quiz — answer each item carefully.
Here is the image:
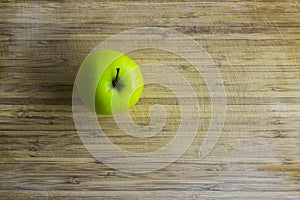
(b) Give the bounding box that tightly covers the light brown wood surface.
[0,0,299,199]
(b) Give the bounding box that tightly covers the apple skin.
[76,50,144,115]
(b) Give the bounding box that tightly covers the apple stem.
[112,68,120,87]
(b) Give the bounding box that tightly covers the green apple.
[76,50,144,115]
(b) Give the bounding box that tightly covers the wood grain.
[1,0,299,199]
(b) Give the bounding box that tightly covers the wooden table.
[1,1,299,199]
